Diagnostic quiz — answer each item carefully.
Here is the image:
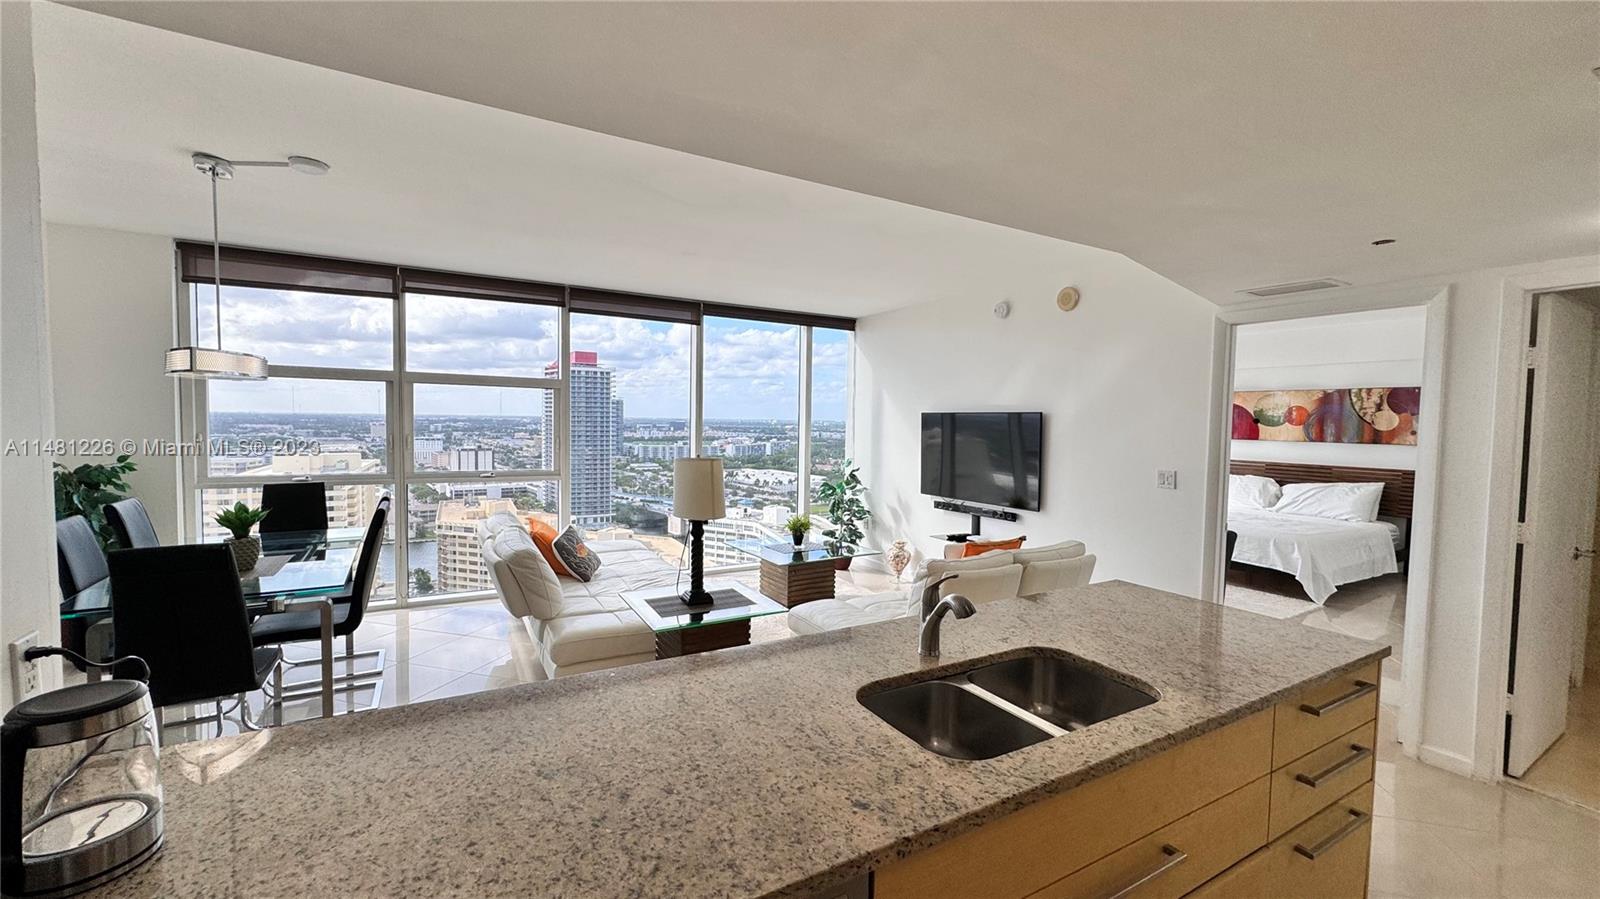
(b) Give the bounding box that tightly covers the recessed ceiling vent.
[1240,278,1350,298]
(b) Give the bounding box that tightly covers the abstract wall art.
[1232,387,1420,445]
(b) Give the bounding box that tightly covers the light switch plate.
[10,631,41,703]
[1156,470,1178,490]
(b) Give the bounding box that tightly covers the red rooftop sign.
[571,351,598,366]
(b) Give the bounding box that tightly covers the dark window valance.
[701,302,856,332]
[400,269,563,306]
[177,242,396,298]
[568,287,702,325]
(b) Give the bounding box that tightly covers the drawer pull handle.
[1295,744,1373,788]
[1293,809,1372,860]
[1299,681,1377,717]
[1104,844,1187,899]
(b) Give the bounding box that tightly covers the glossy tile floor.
[154,570,1598,897]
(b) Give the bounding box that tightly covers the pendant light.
[164,151,330,380]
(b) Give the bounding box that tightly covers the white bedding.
[1228,507,1399,603]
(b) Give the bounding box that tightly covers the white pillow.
[491,527,564,619]
[1271,482,1384,523]
[1228,474,1281,510]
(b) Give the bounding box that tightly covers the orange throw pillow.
[526,518,574,578]
[961,536,1025,558]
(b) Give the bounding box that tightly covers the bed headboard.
[1229,461,1415,520]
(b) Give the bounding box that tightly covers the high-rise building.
[611,398,625,459]
[544,351,614,528]
[446,446,494,472]
[199,452,384,542]
[433,498,516,592]
[413,436,444,459]
[627,442,691,462]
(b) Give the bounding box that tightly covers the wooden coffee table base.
[759,558,838,608]
[655,619,752,659]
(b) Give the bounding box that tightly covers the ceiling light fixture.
[165,152,331,380]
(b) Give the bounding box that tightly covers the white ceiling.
[62,1,1600,304]
[32,4,1139,320]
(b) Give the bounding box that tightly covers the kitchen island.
[88,580,1388,899]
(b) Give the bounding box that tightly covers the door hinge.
[1525,346,1543,369]
[1504,692,1515,715]
[1516,521,1532,544]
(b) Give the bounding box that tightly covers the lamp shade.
[673,457,726,521]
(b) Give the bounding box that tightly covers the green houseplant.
[53,455,139,549]
[214,501,270,572]
[784,514,811,548]
[817,460,871,570]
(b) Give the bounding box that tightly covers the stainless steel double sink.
[858,649,1159,760]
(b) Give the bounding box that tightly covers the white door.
[1507,292,1598,777]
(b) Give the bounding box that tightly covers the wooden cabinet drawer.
[1272,663,1380,768]
[1187,782,1373,899]
[1269,720,1377,839]
[1024,776,1269,899]
[873,710,1273,899]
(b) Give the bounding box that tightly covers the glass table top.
[61,529,362,621]
[619,580,787,633]
[727,539,882,567]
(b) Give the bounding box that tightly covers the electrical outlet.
[10,632,42,703]
[1156,469,1179,490]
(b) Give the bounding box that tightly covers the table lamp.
[673,457,726,606]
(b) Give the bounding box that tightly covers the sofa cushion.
[788,593,909,636]
[491,527,565,619]
[541,610,655,666]
[960,536,1025,557]
[482,511,526,537]
[526,518,574,577]
[1013,540,1087,565]
[1018,553,1097,597]
[908,549,1017,602]
[939,564,1025,604]
[552,525,603,582]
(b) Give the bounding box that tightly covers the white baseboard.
[1417,744,1477,779]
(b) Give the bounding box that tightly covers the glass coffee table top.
[727,540,882,567]
[620,580,786,633]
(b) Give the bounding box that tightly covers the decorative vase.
[834,556,853,572]
[887,539,912,582]
[226,534,262,572]
[792,531,805,548]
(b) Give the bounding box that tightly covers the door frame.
[1204,282,1450,762]
[1481,268,1600,780]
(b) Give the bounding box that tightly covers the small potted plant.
[785,514,811,549]
[817,460,872,570]
[215,501,269,572]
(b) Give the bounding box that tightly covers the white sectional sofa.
[479,514,681,677]
[787,540,1097,636]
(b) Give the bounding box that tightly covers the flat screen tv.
[920,412,1043,512]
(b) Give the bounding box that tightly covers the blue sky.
[202,287,849,420]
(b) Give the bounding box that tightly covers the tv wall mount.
[933,499,1019,541]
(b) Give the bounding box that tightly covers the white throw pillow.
[492,527,564,619]
[1013,540,1087,565]
[1018,554,1097,597]
[1228,474,1282,510]
[1270,482,1384,523]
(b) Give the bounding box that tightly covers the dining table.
[59,527,367,718]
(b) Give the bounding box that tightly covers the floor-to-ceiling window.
[178,244,852,605]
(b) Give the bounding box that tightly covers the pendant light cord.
[212,168,223,349]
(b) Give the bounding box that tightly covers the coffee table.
[727,540,883,608]
[619,580,787,659]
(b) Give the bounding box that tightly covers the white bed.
[1228,506,1399,604]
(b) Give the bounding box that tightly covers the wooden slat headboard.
[1229,461,1415,520]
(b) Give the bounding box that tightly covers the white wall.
[44,224,181,542]
[1,2,65,705]
[1232,306,1426,470]
[855,248,1218,597]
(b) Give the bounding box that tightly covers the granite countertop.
[91,581,1389,899]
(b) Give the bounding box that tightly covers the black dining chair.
[259,482,329,535]
[108,544,281,733]
[55,515,109,597]
[252,496,390,711]
[105,498,161,549]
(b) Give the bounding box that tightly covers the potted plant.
[215,502,270,572]
[817,460,871,570]
[785,514,811,549]
[53,455,138,549]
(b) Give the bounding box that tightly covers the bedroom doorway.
[1222,308,1427,704]
[1501,287,1600,809]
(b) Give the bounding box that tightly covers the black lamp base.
[680,519,714,607]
